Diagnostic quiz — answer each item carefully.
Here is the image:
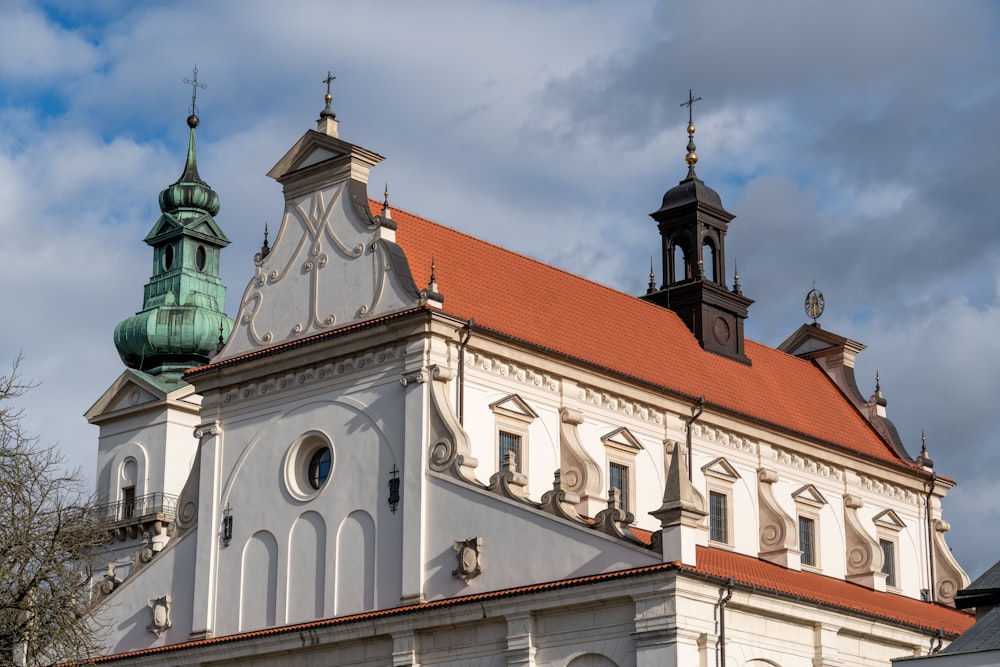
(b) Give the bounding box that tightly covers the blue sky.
[2,0,999,580]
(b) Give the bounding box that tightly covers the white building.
[81,91,975,666]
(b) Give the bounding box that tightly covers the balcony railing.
[95,492,179,525]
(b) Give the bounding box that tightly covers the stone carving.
[757,469,797,565]
[856,473,919,504]
[538,470,582,522]
[843,495,883,586]
[222,345,405,404]
[558,408,601,501]
[487,451,531,503]
[469,352,559,392]
[427,365,479,483]
[771,446,843,481]
[932,519,971,605]
[592,489,642,544]
[226,180,421,356]
[147,595,172,638]
[577,385,664,424]
[690,424,756,454]
[452,537,483,583]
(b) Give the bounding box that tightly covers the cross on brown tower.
[680,89,702,125]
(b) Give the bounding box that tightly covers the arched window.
[702,237,717,282]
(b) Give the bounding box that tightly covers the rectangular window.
[498,430,521,471]
[709,491,728,543]
[121,486,136,520]
[609,462,630,511]
[799,517,816,566]
[880,539,897,587]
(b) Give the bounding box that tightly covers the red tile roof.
[385,202,916,470]
[75,547,971,664]
[692,546,973,636]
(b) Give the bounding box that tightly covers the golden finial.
[680,90,701,171]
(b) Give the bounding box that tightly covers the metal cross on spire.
[680,89,702,125]
[183,66,207,117]
[320,70,337,120]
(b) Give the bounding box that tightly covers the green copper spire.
[114,113,234,381]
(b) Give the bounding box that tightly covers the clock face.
[713,316,731,344]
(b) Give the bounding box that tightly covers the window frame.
[702,457,740,549]
[489,395,537,478]
[798,515,818,567]
[602,428,643,515]
[873,509,906,591]
[792,484,828,572]
[708,490,730,545]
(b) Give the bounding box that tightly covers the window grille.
[709,491,728,543]
[498,431,521,470]
[609,462,629,511]
[799,517,816,566]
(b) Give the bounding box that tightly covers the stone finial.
[650,438,707,565]
[538,469,582,522]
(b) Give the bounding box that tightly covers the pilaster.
[505,612,535,667]
[189,420,222,639]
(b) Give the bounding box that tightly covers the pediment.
[777,323,865,359]
[873,509,906,531]
[792,484,828,507]
[185,215,230,244]
[85,370,167,422]
[86,369,200,423]
[144,215,183,242]
[267,130,384,183]
[601,427,644,452]
[701,457,740,480]
[489,394,538,422]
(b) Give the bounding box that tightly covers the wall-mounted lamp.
[388,465,400,513]
[222,504,233,547]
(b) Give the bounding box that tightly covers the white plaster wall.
[423,474,660,601]
[210,366,408,636]
[94,530,199,655]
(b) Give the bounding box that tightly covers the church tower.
[113,110,234,380]
[643,92,753,363]
[86,91,234,567]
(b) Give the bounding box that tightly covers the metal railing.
[94,492,179,525]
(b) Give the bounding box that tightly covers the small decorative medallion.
[147,595,172,638]
[452,537,483,583]
[713,316,731,344]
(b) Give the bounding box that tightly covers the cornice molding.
[220,344,407,405]
[691,423,757,455]
[770,445,844,482]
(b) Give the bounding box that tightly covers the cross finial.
[183,66,207,119]
[320,70,336,120]
[680,89,702,126]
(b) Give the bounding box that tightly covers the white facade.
[80,110,975,666]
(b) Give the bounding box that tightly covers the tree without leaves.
[0,357,107,666]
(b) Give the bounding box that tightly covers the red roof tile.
[77,548,971,664]
[691,546,973,636]
[384,202,915,470]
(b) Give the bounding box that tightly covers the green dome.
[114,114,233,377]
[158,122,221,216]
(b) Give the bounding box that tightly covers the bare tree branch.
[0,356,107,666]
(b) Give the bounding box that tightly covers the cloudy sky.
[2,1,998,579]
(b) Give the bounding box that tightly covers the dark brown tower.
[642,96,753,364]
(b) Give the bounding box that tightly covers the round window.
[308,447,332,490]
[196,245,207,271]
[283,433,334,501]
[163,245,174,270]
